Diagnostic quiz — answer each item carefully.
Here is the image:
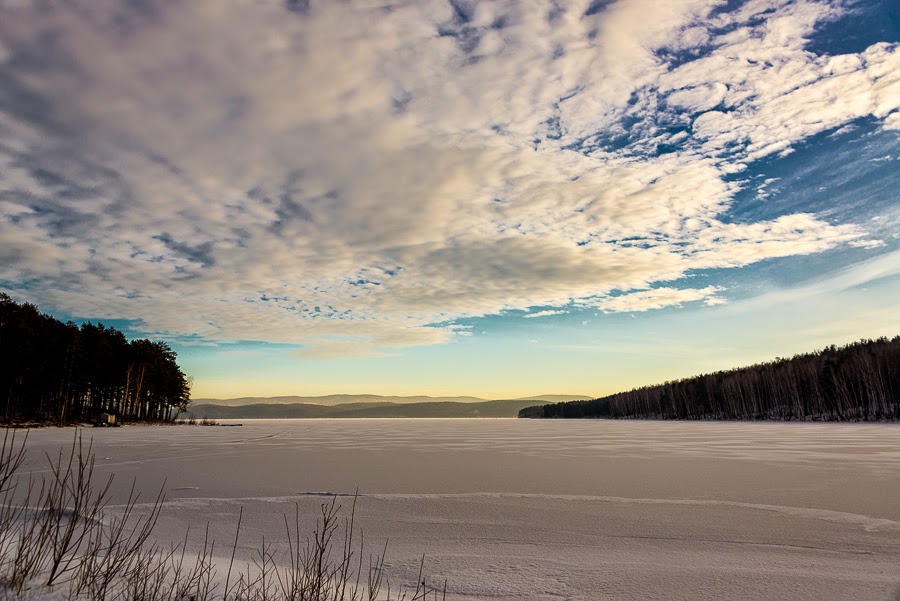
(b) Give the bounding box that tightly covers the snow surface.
[16,419,900,600]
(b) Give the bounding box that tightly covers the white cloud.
[589,286,725,313]
[884,111,900,131]
[849,239,887,250]
[731,248,900,312]
[667,83,728,112]
[0,0,893,356]
[524,309,568,319]
[657,13,900,162]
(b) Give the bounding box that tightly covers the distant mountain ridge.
[190,394,592,407]
[181,398,564,419]
[514,394,594,402]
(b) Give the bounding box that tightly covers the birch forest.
[521,337,900,421]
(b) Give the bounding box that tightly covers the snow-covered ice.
[15,419,900,600]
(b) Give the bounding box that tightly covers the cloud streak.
[0,0,896,356]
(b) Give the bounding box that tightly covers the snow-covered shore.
[10,419,900,600]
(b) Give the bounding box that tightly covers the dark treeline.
[0,293,190,424]
[521,337,900,421]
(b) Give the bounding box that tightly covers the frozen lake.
[17,419,900,600]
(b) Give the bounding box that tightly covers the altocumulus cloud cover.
[0,0,898,376]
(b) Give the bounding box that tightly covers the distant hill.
[514,394,593,402]
[189,394,490,407]
[181,399,552,419]
[189,393,592,407]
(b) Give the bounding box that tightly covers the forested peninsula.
[0,294,190,424]
[521,337,900,421]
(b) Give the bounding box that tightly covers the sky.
[1,0,898,400]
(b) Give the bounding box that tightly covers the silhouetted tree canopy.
[0,293,190,423]
[520,337,900,421]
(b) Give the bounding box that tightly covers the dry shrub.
[0,429,446,601]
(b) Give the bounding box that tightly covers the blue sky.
[1,0,898,399]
